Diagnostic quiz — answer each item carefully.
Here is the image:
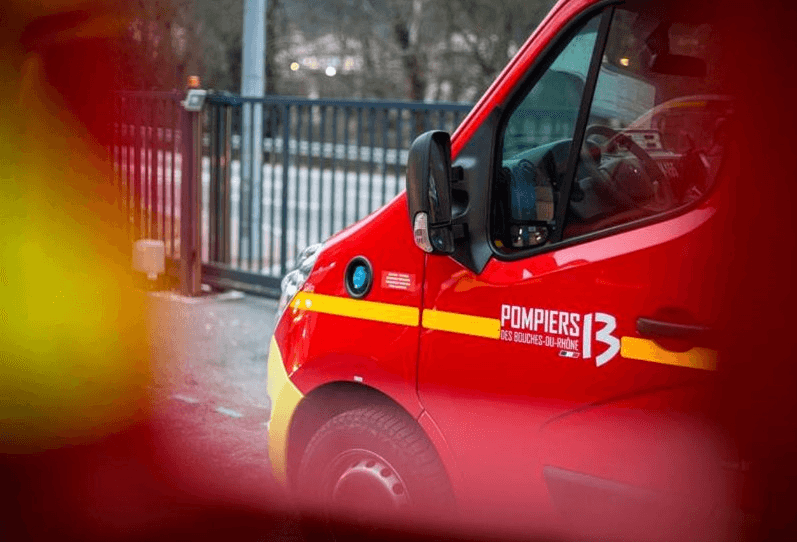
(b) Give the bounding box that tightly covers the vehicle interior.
[492,2,732,251]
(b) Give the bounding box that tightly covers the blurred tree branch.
[118,0,556,98]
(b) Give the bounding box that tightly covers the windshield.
[589,8,729,150]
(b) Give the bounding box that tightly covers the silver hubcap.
[328,451,410,511]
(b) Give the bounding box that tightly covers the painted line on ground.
[172,395,252,421]
[172,394,200,404]
[215,406,244,418]
[148,290,245,304]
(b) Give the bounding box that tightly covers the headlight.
[277,243,323,317]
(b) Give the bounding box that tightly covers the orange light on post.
[187,75,201,88]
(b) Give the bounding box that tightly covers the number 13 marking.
[582,313,621,367]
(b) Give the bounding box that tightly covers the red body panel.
[416,189,730,535]
[274,194,426,419]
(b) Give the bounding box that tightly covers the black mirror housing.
[406,131,455,254]
[650,53,707,77]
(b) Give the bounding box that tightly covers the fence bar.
[216,103,224,262]
[279,103,290,276]
[133,96,142,240]
[224,104,233,265]
[367,107,375,212]
[291,106,299,264]
[219,104,227,262]
[380,109,388,205]
[269,105,278,275]
[355,107,364,221]
[244,104,252,270]
[293,105,304,261]
[238,103,248,268]
[115,97,126,241]
[143,100,150,238]
[342,107,351,229]
[395,108,404,197]
[256,105,264,273]
[149,100,158,239]
[208,104,216,261]
[216,106,223,264]
[306,104,314,248]
[158,100,165,243]
[155,99,161,241]
[180,103,202,296]
[330,107,338,235]
[318,106,327,242]
[170,97,177,259]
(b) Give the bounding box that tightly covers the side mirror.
[650,54,706,77]
[406,131,454,254]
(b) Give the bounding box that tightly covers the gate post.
[179,90,206,296]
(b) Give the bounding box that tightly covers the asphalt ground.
[147,289,278,421]
[2,288,313,542]
[144,290,296,514]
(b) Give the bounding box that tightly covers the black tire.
[295,404,454,540]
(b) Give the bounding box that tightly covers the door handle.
[636,317,712,343]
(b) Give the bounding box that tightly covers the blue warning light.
[346,257,372,298]
[353,265,367,290]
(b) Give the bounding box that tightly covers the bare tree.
[117,0,203,90]
[288,0,440,100]
[190,0,244,91]
[286,0,555,101]
[119,0,285,93]
[121,0,556,97]
[191,0,287,93]
[432,0,556,101]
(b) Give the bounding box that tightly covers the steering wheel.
[582,124,674,213]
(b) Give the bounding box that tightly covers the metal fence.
[112,91,184,258]
[111,91,472,296]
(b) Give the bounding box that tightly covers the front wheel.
[295,404,454,539]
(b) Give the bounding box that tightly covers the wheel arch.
[285,381,450,492]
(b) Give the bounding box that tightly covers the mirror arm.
[452,165,464,183]
[449,165,469,241]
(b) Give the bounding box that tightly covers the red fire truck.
[266,0,769,539]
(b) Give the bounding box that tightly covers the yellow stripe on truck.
[292,292,419,327]
[620,336,718,371]
[422,309,501,339]
[266,337,304,485]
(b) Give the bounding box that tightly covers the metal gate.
[111,90,203,295]
[112,91,472,297]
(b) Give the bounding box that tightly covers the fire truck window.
[493,15,601,250]
[563,4,731,239]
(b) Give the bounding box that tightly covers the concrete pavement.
[147,289,279,420]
